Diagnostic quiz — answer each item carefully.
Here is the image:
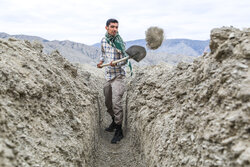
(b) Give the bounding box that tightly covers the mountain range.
[0,32,209,65]
[0,32,101,65]
[94,39,209,57]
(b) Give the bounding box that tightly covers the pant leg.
[111,75,126,125]
[103,81,114,117]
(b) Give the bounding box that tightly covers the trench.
[93,92,145,167]
[1,28,249,167]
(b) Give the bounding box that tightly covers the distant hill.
[1,32,209,65]
[0,32,101,65]
[94,39,210,57]
[93,38,209,65]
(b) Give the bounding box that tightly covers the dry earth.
[0,26,249,167]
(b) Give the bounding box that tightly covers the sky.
[0,0,250,45]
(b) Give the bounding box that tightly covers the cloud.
[0,0,250,45]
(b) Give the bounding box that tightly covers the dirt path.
[94,128,144,167]
[94,95,144,167]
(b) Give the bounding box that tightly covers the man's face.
[105,22,118,36]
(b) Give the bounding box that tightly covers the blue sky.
[0,0,250,45]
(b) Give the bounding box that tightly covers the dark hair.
[106,18,118,26]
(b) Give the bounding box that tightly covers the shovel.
[100,45,146,67]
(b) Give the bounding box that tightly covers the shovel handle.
[100,56,129,67]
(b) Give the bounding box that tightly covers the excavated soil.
[1,26,250,167]
[126,27,250,167]
[0,38,144,167]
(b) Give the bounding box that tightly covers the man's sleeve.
[100,39,106,62]
[116,50,127,67]
[117,42,127,66]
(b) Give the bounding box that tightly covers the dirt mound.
[0,38,100,167]
[127,27,250,166]
[1,26,249,167]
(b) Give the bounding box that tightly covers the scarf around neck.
[105,31,133,75]
[105,32,127,55]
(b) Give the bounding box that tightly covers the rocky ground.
[127,27,250,167]
[0,26,249,167]
[0,37,144,167]
[0,38,100,166]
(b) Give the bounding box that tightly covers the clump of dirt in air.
[145,26,164,50]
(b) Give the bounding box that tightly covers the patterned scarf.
[105,32,133,76]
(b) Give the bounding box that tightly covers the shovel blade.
[125,45,146,62]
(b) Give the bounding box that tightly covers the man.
[97,18,127,144]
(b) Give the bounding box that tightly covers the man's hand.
[97,61,104,68]
[110,61,117,67]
